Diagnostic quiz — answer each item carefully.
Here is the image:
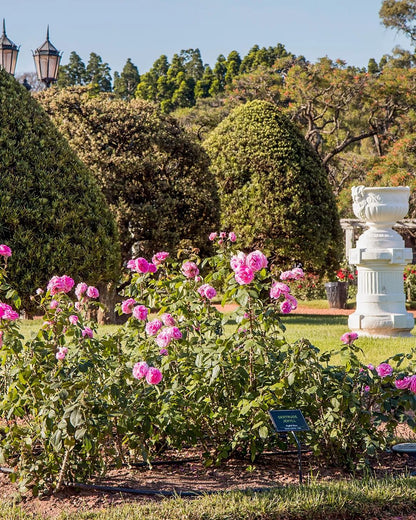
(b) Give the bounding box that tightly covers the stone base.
[348,311,414,337]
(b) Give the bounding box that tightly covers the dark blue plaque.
[269,409,309,432]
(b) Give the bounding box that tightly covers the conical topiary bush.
[0,69,121,311]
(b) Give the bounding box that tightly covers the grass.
[2,477,416,519]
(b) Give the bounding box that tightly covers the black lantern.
[32,26,62,88]
[0,19,19,75]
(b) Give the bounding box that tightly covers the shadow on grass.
[283,315,348,327]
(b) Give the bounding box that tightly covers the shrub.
[203,100,343,274]
[0,70,120,311]
[37,87,220,260]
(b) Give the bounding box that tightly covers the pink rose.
[376,363,393,378]
[209,232,218,241]
[36,288,44,295]
[364,385,370,392]
[270,282,290,299]
[75,282,88,300]
[69,315,79,325]
[230,252,246,272]
[340,332,359,345]
[197,284,217,299]
[181,261,199,278]
[132,361,149,379]
[0,303,19,321]
[56,349,66,360]
[145,319,163,336]
[152,251,169,265]
[159,348,168,356]
[280,300,292,314]
[147,263,157,273]
[219,231,226,239]
[246,251,268,272]
[285,293,298,311]
[235,266,254,285]
[82,327,94,338]
[87,286,99,299]
[0,245,12,257]
[228,232,236,242]
[291,267,304,280]
[47,275,74,295]
[167,326,182,340]
[280,270,294,281]
[136,257,150,273]
[146,367,163,385]
[367,364,374,371]
[133,305,148,321]
[410,375,416,393]
[155,330,172,348]
[50,300,59,310]
[161,313,175,327]
[121,298,136,314]
[395,376,412,390]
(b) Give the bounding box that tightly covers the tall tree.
[57,51,87,87]
[380,0,416,43]
[114,58,140,100]
[225,50,242,85]
[85,52,112,92]
[180,48,204,81]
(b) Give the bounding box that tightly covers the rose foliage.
[0,238,416,495]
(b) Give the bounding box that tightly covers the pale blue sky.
[1,0,410,76]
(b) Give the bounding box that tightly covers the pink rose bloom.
[133,305,148,321]
[204,285,217,300]
[367,364,374,371]
[195,275,202,283]
[246,250,268,272]
[145,319,163,336]
[0,303,19,321]
[285,293,298,311]
[75,302,81,311]
[229,232,236,242]
[155,330,172,348]
[218,239,223,245]
[270,282,290,299]
[47,275,74,295]
[395,376,412,390]
[219,231,226,239]
[56,349,66,361]
[121,298,137,314]
[280,270,294,281]
[181,261,200,278]
[152,251,169,265]
[147,263,157,273]
[167,326,182,340]
[161,313,175,327]
[159,348,168,356]
[132,361,149,379]
[133,257,150,273]
[0,244,11,257]
[235,266,254,285]
[280,299,293,314]
[69,315,79,325]
[146,367,163,385]
[291,267,305,280]
[340,332,359,345]
[50,300,59,310]
[75,282,88,300]
[410,375,416,393]
[86,286,99,299]
[209,232,218,241]
[376,363,393,378]
[36,288,44,295]
[230,252,246,272]
[82,327,94,338]
[364,385,370,392]
[0,330,3,347]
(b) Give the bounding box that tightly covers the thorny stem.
[55,448,71,492]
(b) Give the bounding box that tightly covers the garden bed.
[2,440,416,519]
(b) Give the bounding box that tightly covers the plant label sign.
[269,409,309,432]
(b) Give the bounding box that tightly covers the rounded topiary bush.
[0,70,121,310]
[204,100,343,273]
[37,87,220,260]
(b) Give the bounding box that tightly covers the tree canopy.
[0,70,121,308]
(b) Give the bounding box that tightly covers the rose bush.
[0,237,416,494]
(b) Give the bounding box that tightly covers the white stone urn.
[348,186,414,337]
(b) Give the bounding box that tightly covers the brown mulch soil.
[2,440,416,519]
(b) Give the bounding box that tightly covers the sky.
[1,0,411,77]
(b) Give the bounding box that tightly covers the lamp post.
[0,19,19,75]
[32,26,62,88]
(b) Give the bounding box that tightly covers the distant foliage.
[37,87,220,260]
[0,70,121,309]
[204,100,343,273]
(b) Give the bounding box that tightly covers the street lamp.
[32,26,62,88]
[0,19,19,75]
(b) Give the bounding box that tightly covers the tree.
[57,51,87,87]
[37,87,220,260]
[203,100,343,273]
[380,0,416,43]
[85,52,112,92]
[180,48,204,81]
[0,70,120,310]
[225,50,242,85]
[114,58,140,100]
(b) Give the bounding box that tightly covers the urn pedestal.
[348,186,414,337]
